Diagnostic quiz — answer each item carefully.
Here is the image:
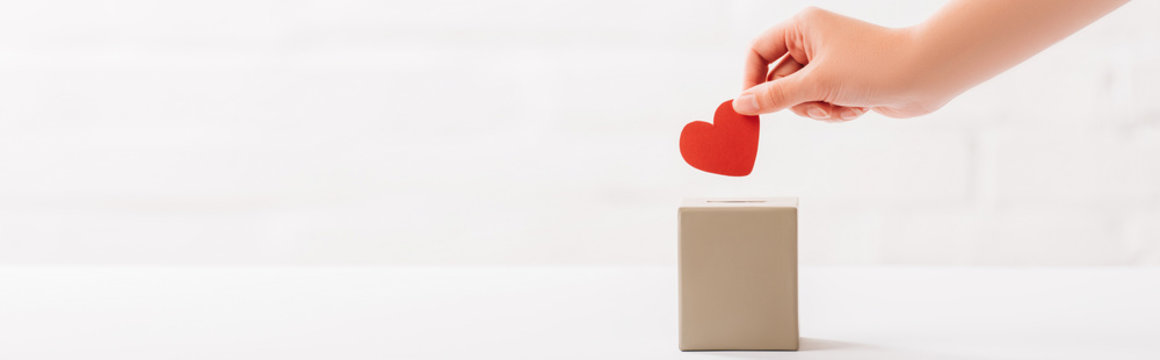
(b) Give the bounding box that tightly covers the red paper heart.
[679,100,760,176]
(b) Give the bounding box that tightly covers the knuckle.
[761,84,788,107]
[804,71,832,93]
[796,6,827,21]
[797,68,834,99]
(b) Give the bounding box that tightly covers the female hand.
[734,1,1128,122]
[733,7,937,121]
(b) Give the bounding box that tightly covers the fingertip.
[790,105,811,118]
[790,102,827,120]
[836,108,866,121]
[806,107,829,120]
[733,93,760,115]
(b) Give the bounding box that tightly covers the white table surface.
[1,266,1157,359]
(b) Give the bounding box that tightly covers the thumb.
[732,72,821,115]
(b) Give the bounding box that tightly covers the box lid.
[680,197,798,208]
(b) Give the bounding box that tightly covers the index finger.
[743,19,799,90]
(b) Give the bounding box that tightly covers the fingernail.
[734,93,759,114]
[807,107,828,119]
[840,110,859,120]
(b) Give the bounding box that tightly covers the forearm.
[909,0,1127,99]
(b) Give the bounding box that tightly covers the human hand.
[732,7,947,121]
[734,1,1127,122]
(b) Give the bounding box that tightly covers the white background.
[0,0,1157,266]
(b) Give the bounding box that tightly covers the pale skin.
[733,0,1130,121]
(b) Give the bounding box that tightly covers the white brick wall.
[0,0,1156,265]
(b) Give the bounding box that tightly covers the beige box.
[678,197,798,351]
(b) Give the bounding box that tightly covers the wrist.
[890,23,964,113]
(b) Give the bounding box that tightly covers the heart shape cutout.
[679,100,760,176]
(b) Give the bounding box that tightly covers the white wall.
[0,0,1156,266]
